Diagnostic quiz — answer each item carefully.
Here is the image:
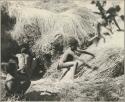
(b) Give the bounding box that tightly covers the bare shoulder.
[16,54,21,57]
[65,48,73,54]
[25,54,30,58]
[76,48,83,52]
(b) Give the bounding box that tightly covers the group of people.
[2,0,124,98]
[4,37,96,98]
[56,0,124,81]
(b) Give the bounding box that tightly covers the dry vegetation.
[1,0,124,101]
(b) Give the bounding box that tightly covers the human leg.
[5,79,18,96]
[16,80,31,94]
[21,80,31,94]
[58,61,75,70]
[96,19,107,44]
[60,61,78,81]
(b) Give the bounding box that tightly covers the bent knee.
[57,62,63,69]
[5,81,15,92]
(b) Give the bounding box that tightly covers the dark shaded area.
[111,61,124,78]
[120,15,124,21]
[25,91,60,101]
[30,57,47,81]
[42,54,52,69]
[1,4,19,62]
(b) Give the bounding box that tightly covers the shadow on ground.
[25,91,60,101]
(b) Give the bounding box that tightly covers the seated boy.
[5,61,31,97]
[16,47,32,78]
[57,37,95,81]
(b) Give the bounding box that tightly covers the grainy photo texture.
[1,0,124,101]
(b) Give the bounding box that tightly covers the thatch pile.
[7,4,99,58]
[34,0,76,13]
[10,0,76,13]
[78,48,124,80]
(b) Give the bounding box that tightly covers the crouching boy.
[5,61,31,97]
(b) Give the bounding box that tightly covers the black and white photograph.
[1,0,124,101]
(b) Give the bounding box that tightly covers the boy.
[106,5,121,31]
[16,47,32,78]
[5,61,31,97]
[92,1,122,42]
[97,4,122,33]
[57,37,95,81]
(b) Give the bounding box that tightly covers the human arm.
[15,71,29,81]
[106,7,114,14]
[57,50,70,69]
[73,54,91,68]
[76,48,95,58]
[24,55,29,66]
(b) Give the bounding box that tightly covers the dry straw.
[7,3,99,55]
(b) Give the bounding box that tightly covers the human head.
[115,5,121,12]
[102,0,106,6]
[68,37,78,51]
[9,55,18,65]
[7,62,17,74]
[21,47,27,54]
[91,0,95,4]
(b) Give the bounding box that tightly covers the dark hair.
[68,37,78,47]
[20,43,29,49]
[7,62,17,74]
[21,47,27,53]
[120,15,124,21]
[9,55,18,64]
[91,0,95,4]
[103,0,106,4]
[115,5,121,11]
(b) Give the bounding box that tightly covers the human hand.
[117,29,122,31]
[117,29,124,32]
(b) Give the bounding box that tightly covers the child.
[57,37,95,81]
[5,61,31,97]
[106,5,121,31]
[92,1,122,43]
[97,4,122,32]
[16,47,32,78]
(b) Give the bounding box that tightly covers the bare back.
[16,53,30,69]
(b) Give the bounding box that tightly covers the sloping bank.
[26,45,124,101]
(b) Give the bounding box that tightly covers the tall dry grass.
[1,0,99,66]
[8,5,98,52]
